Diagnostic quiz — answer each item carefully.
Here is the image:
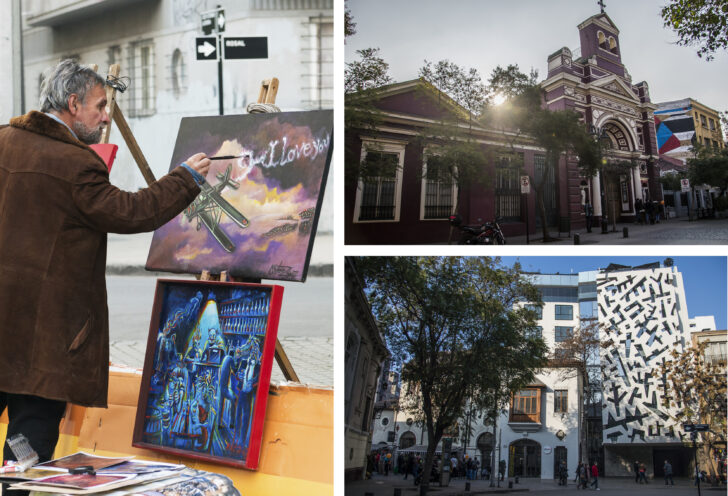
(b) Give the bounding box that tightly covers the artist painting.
[145,110,333,281]
[134,280,283,469]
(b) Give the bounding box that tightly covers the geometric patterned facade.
[598,266,689,445]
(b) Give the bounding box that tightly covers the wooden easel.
[96,64,299,383]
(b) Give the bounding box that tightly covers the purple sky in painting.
[146,111,333,281]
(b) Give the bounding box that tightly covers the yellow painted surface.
[1,370,333,496]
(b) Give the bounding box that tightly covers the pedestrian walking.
[590,462,599,490]
[664,459,674,485]
[638,462,648,484]
[584,199,594,232]
[499,459,506,481]
[404,453,414,480]
[575,462,582,484]
[558,460,568,486]
[635,199,644,224]
[581,462,590,489]
[634,460,640,483]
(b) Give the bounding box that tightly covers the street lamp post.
[589,125,612,232]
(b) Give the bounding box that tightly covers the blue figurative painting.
[134,280,283,469]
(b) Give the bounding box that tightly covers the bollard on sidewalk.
[574,233,580,245]
[465,482,470,491]
[623,227,629,238]
[394,489,401,496]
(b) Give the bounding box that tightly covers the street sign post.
[223,37,268,59]
[683,423,707,496]
[198,9,270,115]
[195,37,217,60]
[201,7,225,35]
[521,175,530,244]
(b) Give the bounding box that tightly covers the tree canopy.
[345,48,393,94]
[480,64,601,240]
[357,256,548,491]
[661,0,728,60]
[658,341,727,483]
[688,144,728,194]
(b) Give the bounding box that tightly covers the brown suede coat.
[0,111,200,407]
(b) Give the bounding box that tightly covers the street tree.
[688,144,728,195]
[658,341,727,484]
[661,0,728,60]
[344,47,393,188]
[357,257,548,493]
[416,61,492,241]
[419,60,488,121]
[344,0,356,38]
[480,65,600,241]
[551,320,603,463]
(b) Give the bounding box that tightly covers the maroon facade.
[345,81,571,244]
[542,12,661,225]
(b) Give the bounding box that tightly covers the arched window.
[399,431,416,449]
[171,48,186,98]
[476,432,494,469]
[597,31,607,49]
[608,36,618,54]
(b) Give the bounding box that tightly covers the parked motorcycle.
[448,214,506,245]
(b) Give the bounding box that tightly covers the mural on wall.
[133,280,284,470]
[146,110,333,281]
[597,267,687,444]
[654,105,695,156]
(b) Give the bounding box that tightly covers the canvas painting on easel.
[145,110,332,281]
[132,279,284,470]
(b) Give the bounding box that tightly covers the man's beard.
[72,120,104,145]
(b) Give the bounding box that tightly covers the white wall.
[388,367,582,479]
[0,1,16,123]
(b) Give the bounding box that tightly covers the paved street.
[507,217,728,245]
[347,473,724,496]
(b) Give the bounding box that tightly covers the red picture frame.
[132,279,283,470]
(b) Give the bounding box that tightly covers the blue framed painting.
[133,279,284,470]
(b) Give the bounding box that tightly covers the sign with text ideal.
[223,37,268,59]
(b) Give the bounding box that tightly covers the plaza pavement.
[109,335,333,387]
[346,472,725,496]
[506,217,728,245]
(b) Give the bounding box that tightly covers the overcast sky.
[345,0,728,117]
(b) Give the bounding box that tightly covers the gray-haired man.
[0,59,209,474]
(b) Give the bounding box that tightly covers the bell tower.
[577,5,625,77]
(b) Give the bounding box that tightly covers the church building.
[541,9,661,228]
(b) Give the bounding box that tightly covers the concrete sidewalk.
[346,473,725,495]
[506,217,728,245]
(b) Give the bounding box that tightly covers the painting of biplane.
[132,280,284,470]
[145,110,333,282]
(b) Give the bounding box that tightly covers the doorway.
[509,439,541,477]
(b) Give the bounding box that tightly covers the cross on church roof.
[598,0,606,14]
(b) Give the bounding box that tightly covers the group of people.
[370,451,498,484]
[634,198,664,225]
[574,461,600,490]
